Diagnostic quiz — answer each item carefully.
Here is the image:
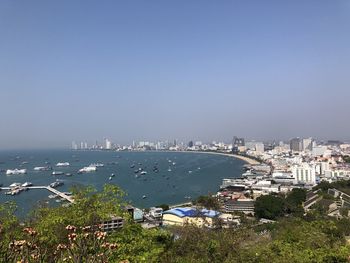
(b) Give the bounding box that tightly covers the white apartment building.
[292,163,317,185]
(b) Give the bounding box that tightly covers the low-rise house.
[101,216,124,232]
[150,207,163,219]
[223,199,255,214]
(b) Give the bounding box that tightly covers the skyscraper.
[105,139,112,150]
[233,136,245,147]
[290,138,302,152]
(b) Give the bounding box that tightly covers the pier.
[0,186,74,203]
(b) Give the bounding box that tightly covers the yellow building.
[162,207,220,228]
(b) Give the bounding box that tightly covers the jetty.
[0,186,74,203]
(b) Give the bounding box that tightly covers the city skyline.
[1,0,350,149]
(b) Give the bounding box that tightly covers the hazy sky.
[1,0,350,149]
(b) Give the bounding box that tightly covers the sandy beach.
[171,150,261,165]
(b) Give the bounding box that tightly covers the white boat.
[6,169,27,175]
[21,182,32,187]
[56,162,70,167]
[34,166,51,171]
[48,194,58,199]
[140,171,147,175]
[52,171,64,175]
[9,182,21,188]
[172,162,176,165]
[78,166,97,173]
[90,163,104,167]
[168,168,172,172]
[188,170,193,174]
[142,195,147,199]
[109,176,112,180]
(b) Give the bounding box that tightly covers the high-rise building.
[188,141,194,148]
[255,143,265,153]
[302,138,313,151]
[71,141,78,150]
[290,138,302,152]
[292,163,317,185]
[233,136,245,147]
[105,139,112,150]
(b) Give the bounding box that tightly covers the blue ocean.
[0,150,244,217]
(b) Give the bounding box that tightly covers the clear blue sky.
[1,0,349,149]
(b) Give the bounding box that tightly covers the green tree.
[255,195,284,220]
[194,195,221,211]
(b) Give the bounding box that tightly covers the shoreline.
[72,149,262,165]
[191,151,261,165]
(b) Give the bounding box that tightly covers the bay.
[0,150,244,217]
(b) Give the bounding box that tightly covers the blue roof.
[163,207,220,218]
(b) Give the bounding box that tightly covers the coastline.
[162,150,261,165]
[74,149,261,165]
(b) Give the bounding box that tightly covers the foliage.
[0,202,21,262]
[0,185,170,262]
[314,180,350,196]
[254,195,284,220]
[161,218,350,263]
[3,184,350,262]
[193,195,221,211]
[343,155,350,163]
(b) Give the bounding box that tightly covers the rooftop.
[163,207,220,218]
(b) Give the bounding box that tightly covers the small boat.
[52,171,64,176]
[188,171,193,174]
[134,170,139,174]
[140,171,147,175]
[111,173,115,177]
[130,164,135,168]
[6,169,27,175]
[109,176,112,180]
[65,173,72,177]
[78,166,97,173]
[49,180,64,188]
[90,163,104,167]
[34,166,51,171]
[142,195,147,199]
[168,168,172,172]
[198,167,201,170]
[21,182,32,187]
[48,194,58,199]
[172,162,176,166]
[9,183,21,188]
[56,162,70,167]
